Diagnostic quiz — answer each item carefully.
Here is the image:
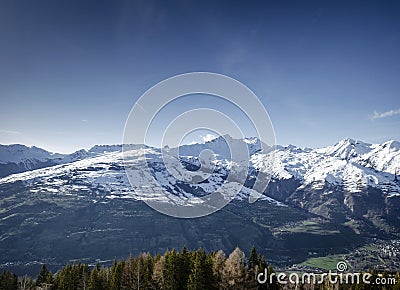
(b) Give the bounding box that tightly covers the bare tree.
[221,247,246,289]
[18,275,33,290]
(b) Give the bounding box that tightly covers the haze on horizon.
[0,0,399,153]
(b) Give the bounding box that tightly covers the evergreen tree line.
[0,246,277,290]
[1,246,400,290]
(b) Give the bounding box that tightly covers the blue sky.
[0,0,399,153]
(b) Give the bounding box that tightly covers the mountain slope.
[0,144,90,178]
[0,137,399,274]
[1,137,399,224]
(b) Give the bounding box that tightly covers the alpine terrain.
[0,136,399,275]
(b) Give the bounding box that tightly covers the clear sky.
[0,0,399,153]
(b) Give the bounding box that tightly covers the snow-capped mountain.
[0,143,146,178]
[252,138,400,195]
[0,144,62,164]
[1,136,399,222]
[0,144,87,178]
[0,137,399,202]
[0,144,62,178]
[178,135,263,159]
[0,138,279,207]
[1,137,400,274]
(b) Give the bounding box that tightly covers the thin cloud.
[201,134,217,143]
[371,108,400,120]
[0,129,21,135]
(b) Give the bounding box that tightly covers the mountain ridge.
[0,136,399,275]
[1,137,399,158]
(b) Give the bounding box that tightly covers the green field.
[300,255,345,270]
[275,220,341,235]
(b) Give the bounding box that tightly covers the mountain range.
[0,137,399,275]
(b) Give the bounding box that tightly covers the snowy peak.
[317,138,400,175]
[0,144,68,178]
[60,149,89,163]
[0,144,62,164]
[251,138,400,195]
[323,138,373,159]
[178,135,264,159]
[89,144,123,154]
[0,143,150,169]
[89,144,150,156]
[381,140,400,151]
[363,140,400,174]
[0,138,399,197]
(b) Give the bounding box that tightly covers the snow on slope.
[363,140,400,173]
[0,144,64,164]
[0,142,282,205]
[321,138,373,159]
[251,138,400,195]
[0,143,148,167]
[178,135,262,160]
[0,138,399,203]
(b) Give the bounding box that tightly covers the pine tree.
[206,254,218,290]
[99,267,110,290]
[56,263,87,289]
[246,246,260,289]
[177,247,191,290]
[109,259,123,289]
[88,263,109,290]
[248,246,259,270]
[187,248,207,290]
[78,264,90,290]
[0,247,283,290]
[141,253,155,289]
[163,249,180,290]
[70,264,83,289]
[88,265,99,290]
[120,263,131,290]
[133,253,144,290]
[0,270,17,290]
[260,258,279,290]
[35,264,52,287]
